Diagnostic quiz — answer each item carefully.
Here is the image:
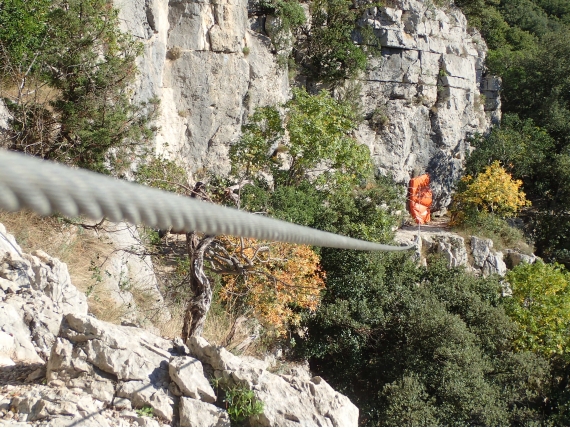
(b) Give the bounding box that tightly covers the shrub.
[0,0,157,173]
[298,254,550,426]
[231,88,372,189]
[451,161,529,220]
[223,384,264,426]
[305,0,367,82]
[504,260,570,358]
[168,46,182,60]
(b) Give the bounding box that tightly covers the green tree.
[231,88,373,189]
[305,0,367,82]
[1,0,157,172]
[298,254,551,426]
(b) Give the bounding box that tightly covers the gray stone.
[96,222,170,325]
[0,303,44,364]
[179,397,231,427]
[23,250,88,315]
[188,337,358,427]
[116,381,175,422]
[471,236,507,276]
[505,249,536,269]
[352,0,496,210]
[169,356,216,403]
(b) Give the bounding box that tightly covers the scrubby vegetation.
[2,0,570,426]
[0,0,157,173]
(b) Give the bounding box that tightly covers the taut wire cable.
[0,150,415,252]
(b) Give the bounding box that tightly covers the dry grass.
[0,210,126,321]
[0,211,280,355]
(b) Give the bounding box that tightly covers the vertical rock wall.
[354,0,500,209]
[115,0,289,178]
[118,0,499,207]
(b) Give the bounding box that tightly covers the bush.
[223,384,264,426]
[297,254,551,426]
[0,0,157,173]
[504,261,570,358]
[305,0,367,82]
[231,88,372,189]
[451,161,529,220]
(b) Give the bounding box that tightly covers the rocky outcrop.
[395,224,534,276]
[0,223,87,365]
[0,222,358,427]
[354,0,500,209]
[188,336,359,426]
[116,0,496,206]
[470,236,507,277]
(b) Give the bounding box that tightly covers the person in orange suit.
[408,169,432,225]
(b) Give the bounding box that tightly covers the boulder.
[505,249,537,269]
[471,236,507,276]
[179,397,231,427]
[169,356,217,403]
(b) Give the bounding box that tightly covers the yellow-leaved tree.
[213,237,325,336]
[451,161,530,223]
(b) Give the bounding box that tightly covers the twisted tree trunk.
[182,233,215,341]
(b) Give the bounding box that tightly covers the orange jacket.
[408,174,432,224]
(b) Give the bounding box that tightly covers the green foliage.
[298,254,551,426]
[499,30,570,148]
[231,88,372,189]
[0,0,157,173]
[223,384,264,426]
[275,0,306,33]
[135,156,189,194]
[504,261,570,358]
[466,114,555,186]
[451,161,529,219]
[136,406,154,417]
[305,0,367,82]
[0,0,51,69]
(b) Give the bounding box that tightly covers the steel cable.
[0,150,415,252]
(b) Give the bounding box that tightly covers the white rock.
[0,303,44,364]
[179,397,230,427]
[169,356,216,403]
[188,337,358,427]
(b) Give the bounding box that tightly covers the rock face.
[394,225,533,276]
[354,0,499,209]
[114,0,288,176]
[0,222,358,427]
[116,0,496,207]
[96,222,171,326]
[470,236,507,277]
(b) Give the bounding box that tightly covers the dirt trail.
[399,216,451,234]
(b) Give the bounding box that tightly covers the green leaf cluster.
[135,156,189,194]
[305,0,367,82]
[504,261,570,358]
[223,384,264,426]
[0,0,157,173]
[231,87,372,190]
[297,253,552,426]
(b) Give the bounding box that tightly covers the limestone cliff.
[354,1,500,209]
[0,222,359,426]
[117,0,500,208]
